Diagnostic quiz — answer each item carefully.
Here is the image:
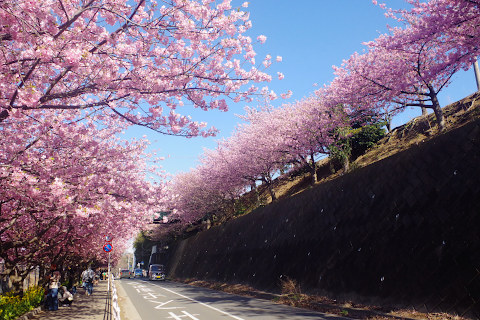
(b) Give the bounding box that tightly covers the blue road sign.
[103,243,113,253]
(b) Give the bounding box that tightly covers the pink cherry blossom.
[0,110,166,273]
[257,35,267,44]
[0,0,279,137]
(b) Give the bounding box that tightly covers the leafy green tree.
[349,121,386,160]
[330,121,386,172]
[133,231,155,269]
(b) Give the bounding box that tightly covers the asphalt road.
[115,278,350,320]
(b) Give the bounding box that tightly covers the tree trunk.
[262,174,277,202]
[251,182,260,205]
[309,153,318,184]
[268,183,277,202]
[417,88,428,116]
[0,109,9,122]
[420,96,428,116]
[7,267,23,293]
[421,106,428,116]
[427,84,445,131]
[343,157,350,173]
[384,114,392,133]
[432,102,445,131]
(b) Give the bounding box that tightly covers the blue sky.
[129,0,479,177]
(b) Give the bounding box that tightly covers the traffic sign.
[103,243,113,253]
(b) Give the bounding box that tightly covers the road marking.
[153,300,179,310]
[142,292,167,299]
[159,285,245,320]
[168,311,200,320]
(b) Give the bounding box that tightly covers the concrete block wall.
[166,119,480,317]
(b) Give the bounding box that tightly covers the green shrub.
[0,286,45,320]
[329,121,386,171]
[349,122,386,159]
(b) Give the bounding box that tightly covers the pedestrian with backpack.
[81,266,95,296]
[45,270,61,311]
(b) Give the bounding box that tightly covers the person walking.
[46,270,61,311]
[81,266,95,296]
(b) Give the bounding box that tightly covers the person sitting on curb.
[58,286,74,307]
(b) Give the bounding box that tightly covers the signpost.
[103,235,113,283]
[103,235,113,319]
[103,243,113,253]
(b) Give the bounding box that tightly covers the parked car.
[119,269,133,279]
[134,268,143,278]
[148,264,166,281]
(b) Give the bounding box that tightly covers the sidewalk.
[28,280,109,320]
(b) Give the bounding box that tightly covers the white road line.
[167,311,200,320]
[182,311,200,320]
[159,285,245,320]
[153,300,179,310]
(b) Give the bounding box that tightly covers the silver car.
[119,269,132,279]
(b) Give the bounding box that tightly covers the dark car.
[148,264,166,281]
[134,268,143,278]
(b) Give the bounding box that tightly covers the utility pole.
[474,59,480,92]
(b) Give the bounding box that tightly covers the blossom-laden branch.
[0,0,278,136]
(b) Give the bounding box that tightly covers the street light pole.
[474,59,480,92]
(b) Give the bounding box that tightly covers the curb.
[15,306,42,320]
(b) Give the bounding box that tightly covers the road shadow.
[30,281,110,320]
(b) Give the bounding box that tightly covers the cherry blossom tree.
[363,0,480,130]
[0,0,276,137]
[269,96,343,183]
[158,110,281,234]
[0,0,283,287]
[160,139,252,233]
[152,0,480,241]
[159,96,349,238]
[325,25,462,132]
[232,111,295,201]
[377,0,480,65]
[0,111,164,282]
[321,0,480,133]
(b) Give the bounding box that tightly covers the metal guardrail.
[111,275,121,320]
[103,273,120,320]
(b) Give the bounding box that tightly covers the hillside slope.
[251,91,480,208]
[163,91,480,319]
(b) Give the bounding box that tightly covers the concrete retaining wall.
[166,119,480,317]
